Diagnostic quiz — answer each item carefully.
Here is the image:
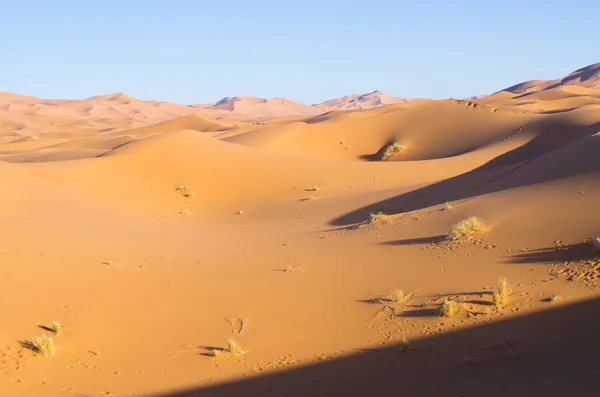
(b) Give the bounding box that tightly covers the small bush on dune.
[379,142,404,161]
[446,216,485,243]
[30,335,55,358]
[390,289,414,305]
[439,298,458,318]
[365,212,392,225]
[227,339,246,355]
[175,185,195,198]
[586,236,600,254]
[493,278,510,307]
[49,320,62,335]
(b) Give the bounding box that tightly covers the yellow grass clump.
[446,216,485,243]
[227,339,246,355]
[49,320,62,335]
[439,298,458,318]
[30,335,55,358]
[175,185,195,198]
[493,278,510,307]
[379,142,404,161]
[390,289,413,305]
[211,348,223,358]
[365,211,394,226]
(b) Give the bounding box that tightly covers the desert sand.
[1,63,600,397]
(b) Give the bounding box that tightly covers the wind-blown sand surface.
[1,64,600,397]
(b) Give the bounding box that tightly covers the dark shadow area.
[17,340,38,354]
[157,297,600,397]
[463,299,493,306]
[398,308,439,318]
[379,235,445,246]
[331,126,600,226]
[38,325,54,333]
[507,243,598,264]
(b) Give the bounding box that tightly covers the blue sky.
[1,1,598,104]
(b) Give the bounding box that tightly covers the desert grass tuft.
[304,186,320,192]
[175,185,195,198]
[493,278,510,307]
[211,348,223,358]
[402,336,410,353]
[49,320,62,335]
[586,236,600,254]
[227,339,246,355]
[443,202,454,211]
[365,211,393,226]
[179,209,191,215]
[446,216,485,243]
[379,142,404,161]
[439,298,458,318]
[30,335,55,358]
[390,289,413,305]
[549,295,563,303]
[300,196,316,201]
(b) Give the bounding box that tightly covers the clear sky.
[1,0,598,105]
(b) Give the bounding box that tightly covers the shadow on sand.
[157,297,600,397]
[506,243,598,264]
[379,235,445,246]
[330,129,600,226]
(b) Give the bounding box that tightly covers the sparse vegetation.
[179,209,191,215]
[421,299,433,308]
[364,211,393,226]
[391,289,405,303]
[493,278,510,307]
[304,186,320,192]
[446,216,485,243]
[300,196,316,201]
[439,298,458,318]
[379,142,404,161]
[211,348,223,358]
[443,202,454,211]
[390,289,413,305]
[49,320,62,335]
[30,335,55,358]
[586,236,600,254]
[175,185,195,198]
[549,295,563,303]
[402,336,410,353]
[227,339,246,355]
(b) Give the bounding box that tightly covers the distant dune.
[314,90,410,110]
[191,95,322,121]
[502,62,600,94]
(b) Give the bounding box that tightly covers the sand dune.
[191,96,322,121]
[314,90,411,110]
[502,62,600,94]
[2,64,600,397]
